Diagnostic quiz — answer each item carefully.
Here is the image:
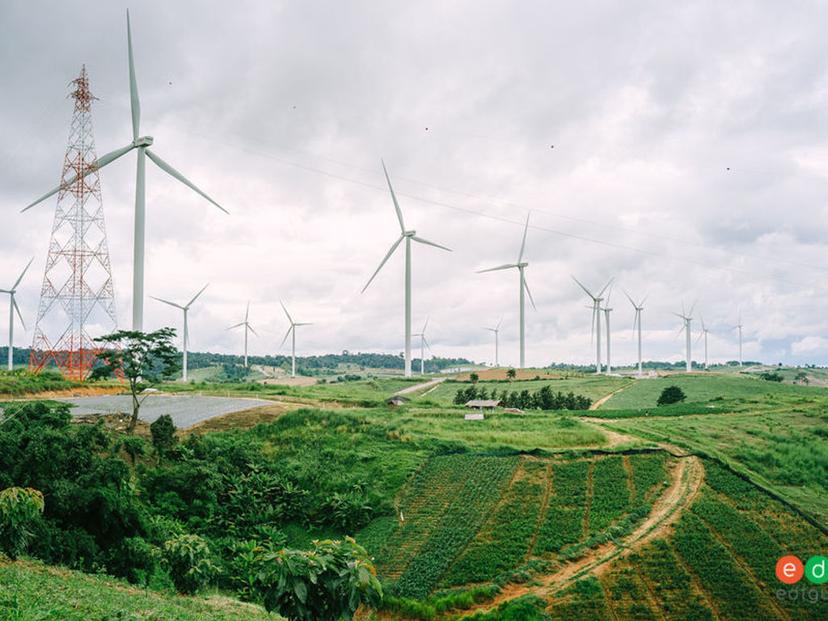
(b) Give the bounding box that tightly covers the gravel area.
[57,394,274,428]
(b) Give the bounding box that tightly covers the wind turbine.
[22,10,227,332]
[280,301,312,378]
[572,277,613,374]
[478,214,535,368]
[483,317,502,367]
[228,302,257,368]
[602,286,614,375]
[362,161,451,378]
[697,315,710,370]
[674,302,695,372]
[623,290,646,377]
[1,258,33,371]
[412,317,432,375]
[734,312,743,367]
[150,283,208,382]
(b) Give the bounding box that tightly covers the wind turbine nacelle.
[404,230,417,237]
[517,262,528,268]
[134,136,154,147]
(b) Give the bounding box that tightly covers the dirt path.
[589,382,631,410]
[457,453,705,617]
[393,377,445,396]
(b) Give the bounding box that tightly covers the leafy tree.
[657,385,686,406]
[256,537,382,620]
[506,368,517,380]
[0,487,45,559]
[120,435,146,467]
[759,371,784,382]
[150,414,178,459]
[90,329,181,433]
[162,533,217,594]
[469,372,479,384]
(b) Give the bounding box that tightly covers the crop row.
[393,455,518,598]
[546,576,611,621]
[671,512,779,620]
[629,453,667,507]
[534,459,590,554]
[441,459,547,585]
[601,565,658,621]
[588,456,631,535]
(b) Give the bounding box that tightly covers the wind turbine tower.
[228,302,257,368]
[675,303,695,372]
[412,317,432,375]
[734,313,743,367]
[572,277,613,374]
[484,318,502,367]
[150,284,208,382]
[602,287,614,374]
[624,290,646,377]
[280,301,312,378]
[478,215,535,368]
[1,259,33,370]
[362,161,451,377]
[698,315,710,370]
[23,11,227,332]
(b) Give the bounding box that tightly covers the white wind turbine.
[362,161,451,378]
[150,283,208,382]
[602,286,614,375]
[22,10,227,332]
[674,302,695,372]
[734,312,744,367]
[483,317,503,367]
[228,302,257,368]
[1,258,34,371]
[280,301,312,378]
[697,315,710,370]
[623,290,647,377]
[478,215,535,369]
[412,317,433,375]
[572,277,613,374]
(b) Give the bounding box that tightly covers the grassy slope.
[0,558,277,621]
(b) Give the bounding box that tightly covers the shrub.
[0,487,45,559]
[759,371,784,382]
[657,385,686,406]
[150,414,177,457]
[162,533,217,594]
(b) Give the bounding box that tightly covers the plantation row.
[452,385,592,410]
[370,452,670,598]
[549,465,828,620]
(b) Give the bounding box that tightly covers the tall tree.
[90,329,180,432]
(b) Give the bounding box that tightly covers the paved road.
[58,394,273,428]
[393,377,446,396]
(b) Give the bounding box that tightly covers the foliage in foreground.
[0,487,45,559]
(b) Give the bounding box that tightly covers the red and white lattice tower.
[29,66,118,380]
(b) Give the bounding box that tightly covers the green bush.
[657,385,686,406]
[162,534,217,594]
[0,487,45,559]
[150,414,178,457]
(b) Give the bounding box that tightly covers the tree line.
[453,384,592,410]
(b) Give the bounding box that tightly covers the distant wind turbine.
[412,317,432,375]
[362,161,451,377]
[280,301,312,378]
[150,283,208,382]
[1,258,33,370]
[483,317,502,367]
[602,286,614,375]
[623,290,647,377]
[228,302,257,368]
[734,312,743,367]
[572,276,613,374]
[22,11,227,331]
[674,302,696,372]
[478,215,535,368]
[697,315,710,370]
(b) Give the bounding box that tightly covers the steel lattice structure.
[29,66,118,380]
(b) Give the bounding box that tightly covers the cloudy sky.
[2,0,828,367]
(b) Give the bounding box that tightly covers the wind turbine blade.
[247,324,259,337]
[12,257,34,290]
[279,326,292,348]
[571,275,596,300]
[597,278,614,299]
[185,283,209,308]
[496,316,502,330]
[22,143,134,213]
[245,301,250,322]
[127,9,141,141]
[517,213,530,262]
[671,312,686,320]
[622,288,636,308]
[227,322,245,330]
[477,263,518,274]
[688,299,697,317]
[423,335,433,353]
[640,294,649,307]
[150,295,184,309]
[696,330,704,344]
[362,235,404,292]
[422,316,429,334]
[381,159,405,233]
[523,277,537,311]
[280,300,294,325]
[145,149,229,214]
[411,236,452,252]
[295,322,313,326]
[12,298,25,330]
